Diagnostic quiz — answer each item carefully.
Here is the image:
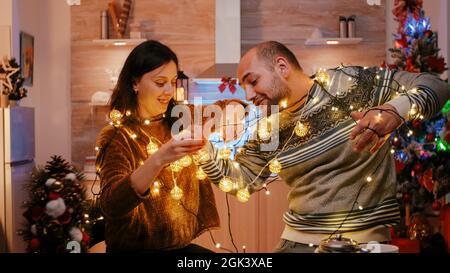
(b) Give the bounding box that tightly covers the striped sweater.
[200,66,450,244]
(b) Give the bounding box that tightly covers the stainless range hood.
[193,0,241,84]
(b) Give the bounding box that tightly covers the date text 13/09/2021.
[177,257,273,271]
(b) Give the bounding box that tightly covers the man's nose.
[245,86,256,101]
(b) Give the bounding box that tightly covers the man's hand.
[349,104,403,153]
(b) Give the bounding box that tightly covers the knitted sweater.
[95,118,220,252]
[200,66,450,244]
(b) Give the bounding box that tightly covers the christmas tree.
[387,0,449,252]
[20,156,92,253]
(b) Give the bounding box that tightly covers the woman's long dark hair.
[110,40,178,125]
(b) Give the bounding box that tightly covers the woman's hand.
[349,104,403,153]
[153,138,205,167]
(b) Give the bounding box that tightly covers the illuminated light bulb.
[377,113,382,117]
[419,115,424,120]
[265,190,271,195]
[394,137,398,142]
[376,75,380,80]
[109,109,123,123]
[146,141,159,155]
[84,214,89,218]
[257,118,271,141]
[85,220,90,224]
[233,161,240,168]
[401,86,405,91]
[215,243,221,249]
[408,130,413,135]
[349,105,354,110]
[331,106,339,112]
[363,67,368,70]
[411,88,417,93]
[358,205,364,210]
[194,149,210,164]
[395,91,400,96]
[180,155,192,167]
[151,187,160,195]
[125,110,131,116]
[294,121,309,137]
[169,160,183,172]
[366,176,373,182]
[109,121,114,126]
[308,243,314,247]
[95,146,100,152]
[144,119,151,125]
[313,97,319,104]
[219,177,234,193]
[315,69,330,86]
[196,168,207,180]
[280,99,288,109]
[218,148,232,160]
[153,181,161,188]
[98,216,104,220]
[237,188,250,203]
[131,133,137,139]
[348,77,352,81]
[336,91,340,95]
[390,149,395,154]
[139,160,144,166]
[170,185,183,201]
[269,159,282,174]
[263,183,267,188]
[242,245,246,250]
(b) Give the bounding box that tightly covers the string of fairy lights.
[93,65,422,251]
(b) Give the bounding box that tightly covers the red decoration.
[412,120,422,128]
[419,168,434,192]
[396,160,406,173]
[31,206,45,221]
[390,238,420,253]
[48,192,61,200]
[425,133,434,142]
[82,232,90,245]
[413,163,422,173]
[427,56,447,74]
[218,77,237,94]
[30,238,40,250]
[432,200,441,211]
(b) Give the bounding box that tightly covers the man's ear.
[274,56,290,79]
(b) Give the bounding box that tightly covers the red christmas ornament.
[57,211,72,225]
[424,30,433,38]
[82,232,90,245]
[48,192,61,200]
[425,133,435,142]
[31,206,45,221]
[412,120,421,128]
[30,238,40,250]
[427,56,446,74]
[395,160,406,173]
[432,200,442,211]
[419,168,434,192]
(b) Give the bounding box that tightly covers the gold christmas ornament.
[146,141,159,156]
[170,185,183,201]
[169,160,183,172]
[269,159,282,174]
[315,69,330,86]
[196,168,207,180]
[179,155,192,167]
[218,148,232,160]
[294,121,309,137]
[237,188,250,203]
[109,109,123,123]
[219,177,234,192]
[50,181,64,192]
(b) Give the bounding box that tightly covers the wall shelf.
[305,37,363,46]
[91,39,147,47]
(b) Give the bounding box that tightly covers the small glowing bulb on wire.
[139,160,144,166]
[390,149,395,154]
[401,86,405,91]
[358,205,364,210]
[196,168,207,180]
[84,214,89,218]
[265,190,271,195]
[348,77,352,81]
[170,160,183,172]
[215,243,221,249]
[394,137,398,142]
[237,188,250,203]
[242,245,246,252]
[180,155,192,167]
[219,177,234,193]
[131,133,137,139]
[308,243,314,247]
[146,141,159,155]
[109,109,123,123]
[377,112,382,118]
[218,148,232,160]
[376,75,380,80]
[269,159,282,174]
[280,99,288,109]
[125,110,131,116]
[152,187,160,195]
[349,105,354,110]
[144,119,151,125]
[419,115,424,120]
[366,176,373,182]
[295,121,309,137]
[257,118,271,141]
[194,148,210,164]
[153,181,161,188]
[315,69,330,86]
[170,185,183,201]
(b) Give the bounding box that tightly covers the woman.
[95,40,220,253]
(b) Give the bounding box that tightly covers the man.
[199,41,449,253]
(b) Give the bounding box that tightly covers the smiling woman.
[95,40,220,253]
